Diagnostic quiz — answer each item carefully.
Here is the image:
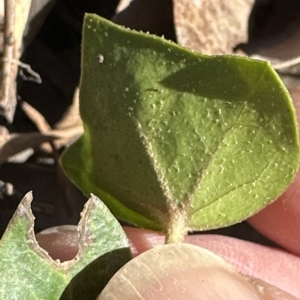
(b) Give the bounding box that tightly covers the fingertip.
[36,225,79,261]
[248,172,300,256]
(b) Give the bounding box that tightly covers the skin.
[248,88,300,257]
[36,226,300,299]
[35,88,300,299]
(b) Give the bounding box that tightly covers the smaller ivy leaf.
[0,192,131,300]
[61,14,300,241]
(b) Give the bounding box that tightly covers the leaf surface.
[0,192,131,299]
[61,14,300,235]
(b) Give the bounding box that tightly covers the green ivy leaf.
[0,192,131,299]
[61,14,300,241]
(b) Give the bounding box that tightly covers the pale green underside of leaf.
[0,192,131,300]
[61,14,300,231]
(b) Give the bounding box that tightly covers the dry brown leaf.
[114,0,131,14]
[21,100,52,133]
[0,125,82,165]
[0,131,55,164]
[173,0,255,54]
[0,0,32,122]
[113,0,175,40]
[20,88,83,154]
[22,0,57,48]
[54,88,81,130]
[0,87,82,164]
[53,87,83,147]
[239,0,300,89]
[0,2,4,52]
